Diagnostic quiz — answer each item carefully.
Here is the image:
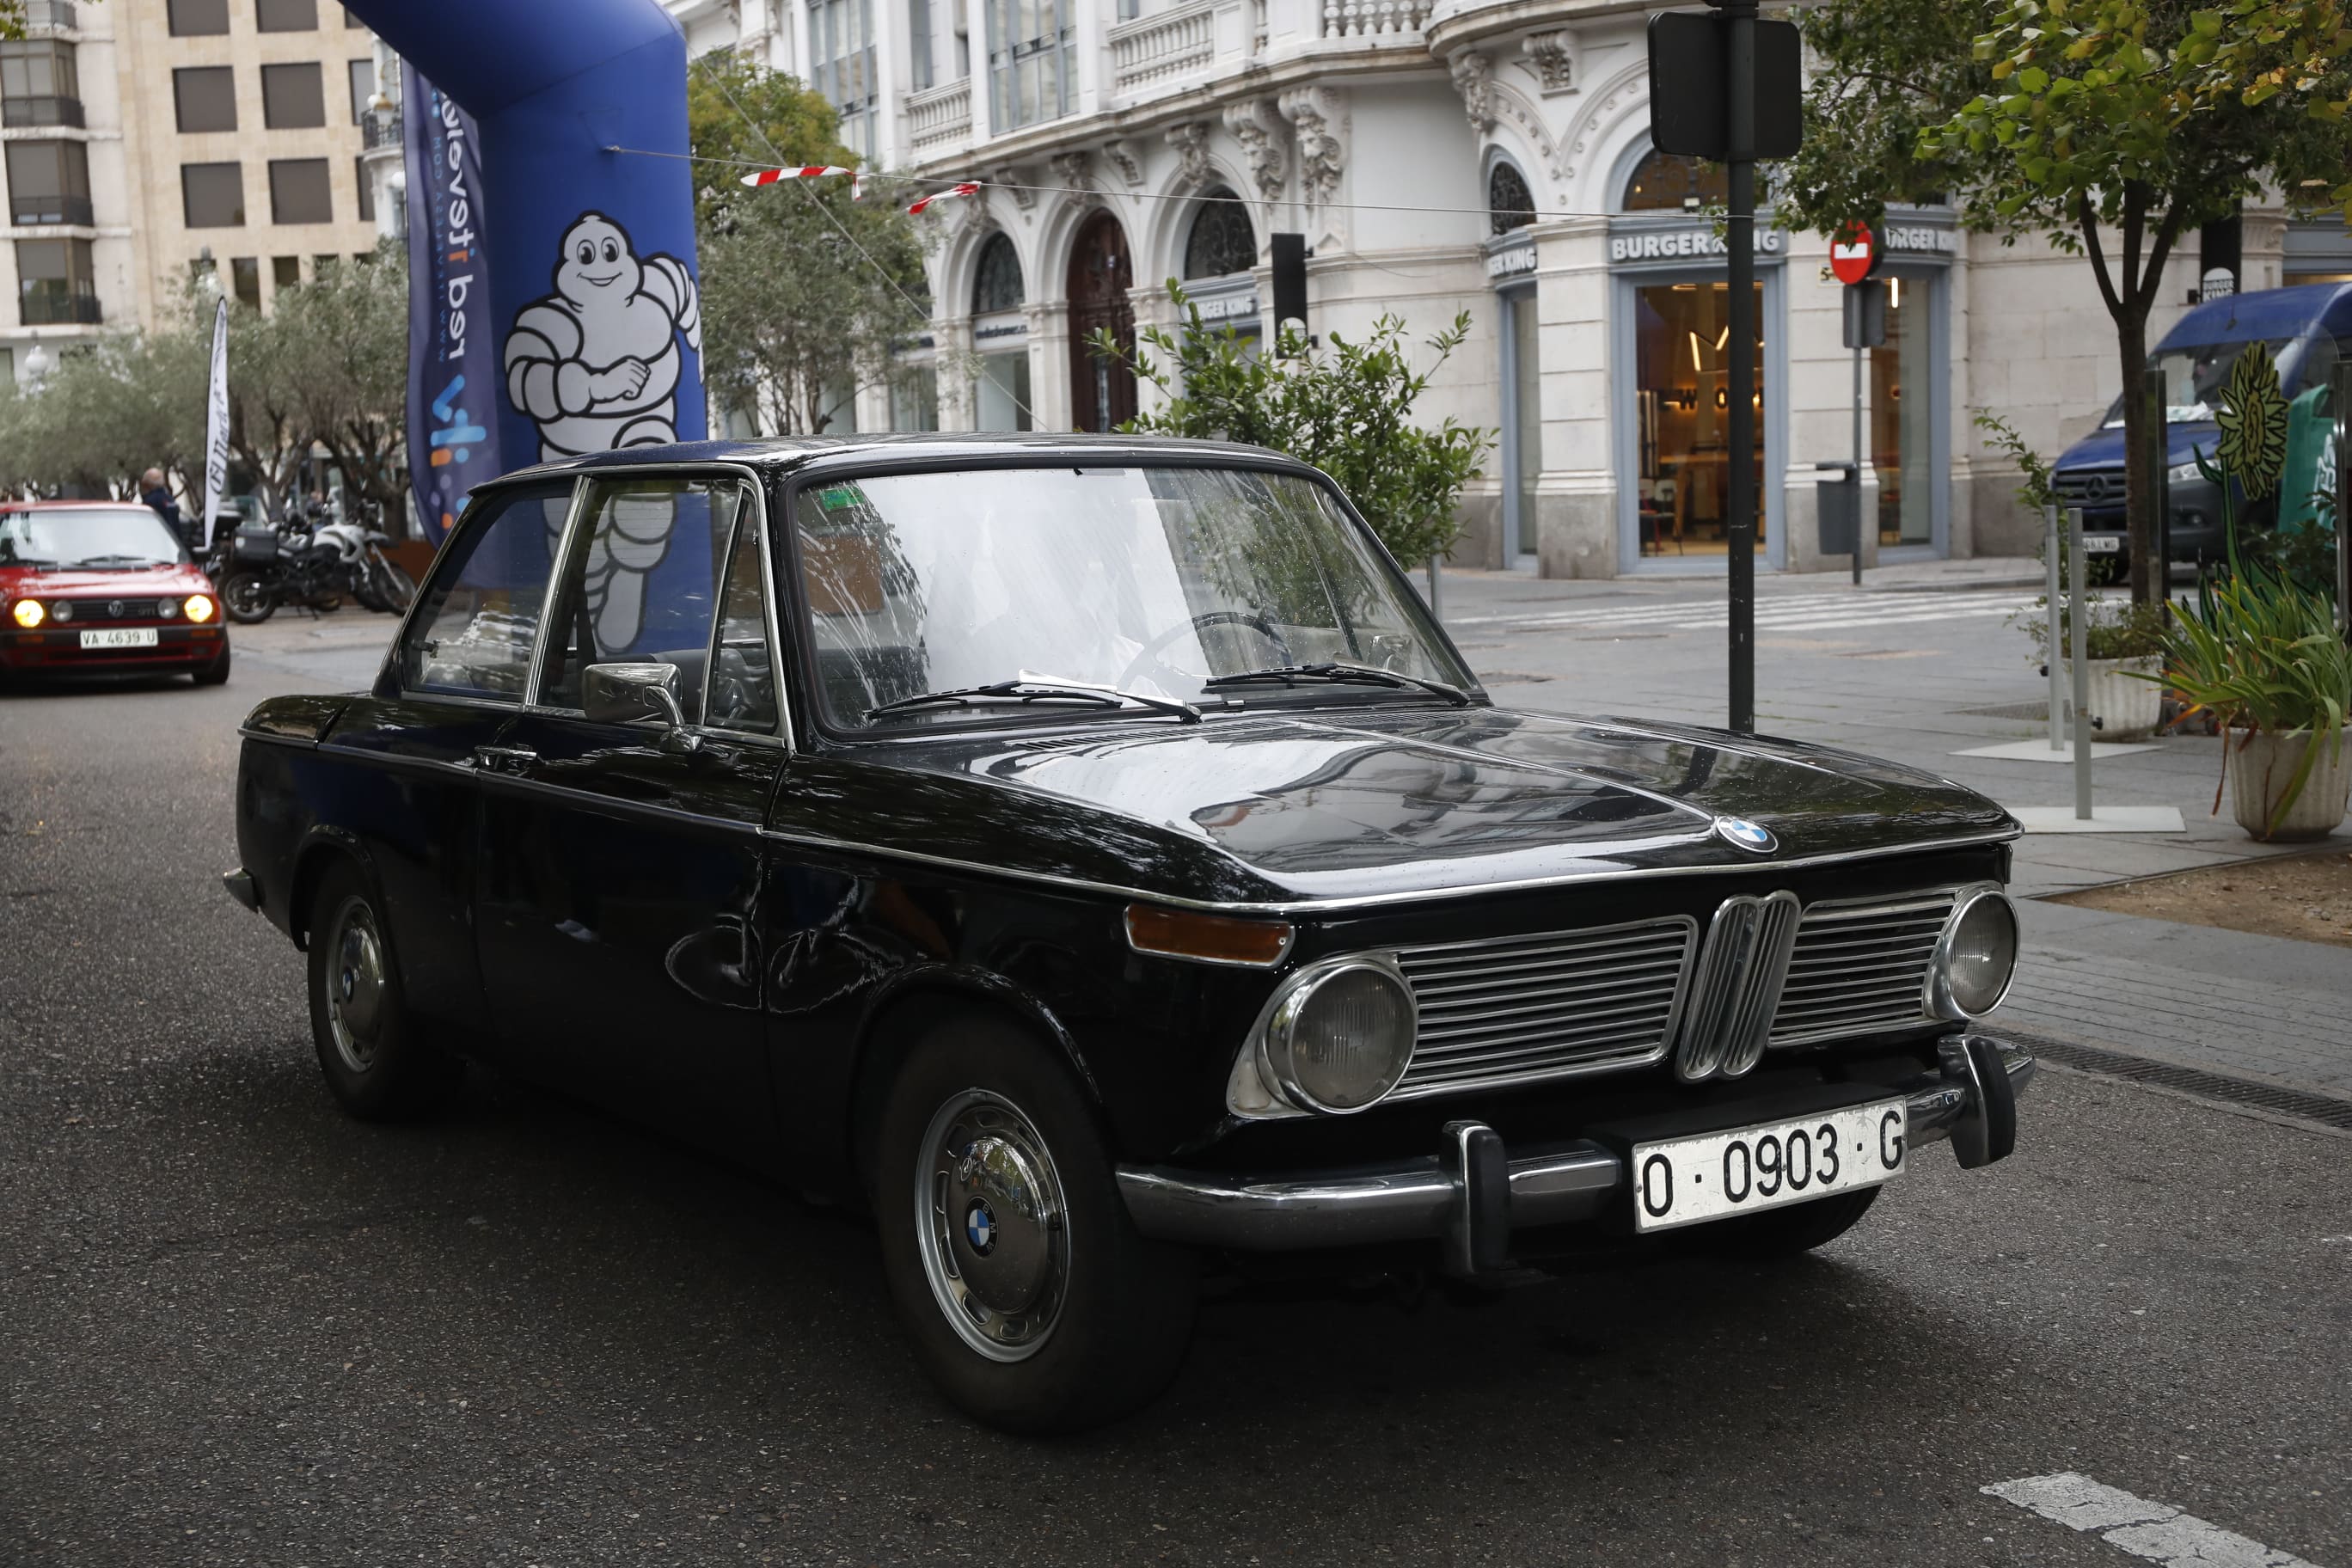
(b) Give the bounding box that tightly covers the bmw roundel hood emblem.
[1715,817,1778,854]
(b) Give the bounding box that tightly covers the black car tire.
[873,1014,1198,1435]
[1689,1185,1880,1261]
[193,646,231,686]
[306,862,462,1121]
[221,572,276,625]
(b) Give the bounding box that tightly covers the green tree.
[271,243,410,517]
[1777,0,2352,603]
[0,326,205,500]
[1096,288,1491,569]
[685,51,930,435]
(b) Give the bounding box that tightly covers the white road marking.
[1983,1473,2324,1568]
[1454,591,2030,637]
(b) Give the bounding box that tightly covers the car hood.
[822,706,2016,906]
[2055,422,2217,473]
[2,564,211,597]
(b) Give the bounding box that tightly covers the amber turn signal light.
[184,594,216,623]
[1124,903,1294,968]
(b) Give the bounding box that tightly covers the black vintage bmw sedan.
[225,435,2033,1433]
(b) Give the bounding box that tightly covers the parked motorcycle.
[216,501,415,624]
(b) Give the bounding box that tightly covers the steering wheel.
[1117,610,1291,694]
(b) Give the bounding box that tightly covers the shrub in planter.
[2157,566,2351,841]
[2014,596,2171,741]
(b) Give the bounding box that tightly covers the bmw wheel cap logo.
[1715,817,1778,854]
[965,1201,995,1254]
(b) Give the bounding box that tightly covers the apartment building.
[2,0,129,388]
[708,5,2348,572]
[2,0,386,389]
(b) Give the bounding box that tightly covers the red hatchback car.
[1,499,230,687]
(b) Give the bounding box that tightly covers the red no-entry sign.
[1831,220,1877,285]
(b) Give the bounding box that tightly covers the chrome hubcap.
[915,1089,1068,1363]
[326,899,388,1074]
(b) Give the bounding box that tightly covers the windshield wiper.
[1,555,61,569]
[867,677,1204,725]
[1204,662,1473,706]
[68,554,175,569]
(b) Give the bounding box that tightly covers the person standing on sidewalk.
[139,469,193,554]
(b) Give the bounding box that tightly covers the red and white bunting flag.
[907,181,980,215]
[739,164,854,187]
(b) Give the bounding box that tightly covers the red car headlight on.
[10,598,43,629]
[184,594,216,623]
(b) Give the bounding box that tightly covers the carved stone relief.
[1102,139,1144,187]
[1522,31,1577,95]
[1166,121,1210,188]
[1277,85,1347,210]
[1449,52,1496,137]
[1222,99,1288,206]
[1049,150,1094,194]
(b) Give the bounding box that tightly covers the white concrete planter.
[2226,727,2352,842]
[2059,655,2164,742]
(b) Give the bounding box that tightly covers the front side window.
[987,0,1072,132]
[792,465,1472,729]
[537,475,754,724]
[401,484,574,701]
[708,499,781,733]
[810,0,877,159]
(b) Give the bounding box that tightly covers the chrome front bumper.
[1117,1034,2033,1273]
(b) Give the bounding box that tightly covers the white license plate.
[2082,535,2122,554]
[78,628,158,649]
[1632,1099,1907,1233]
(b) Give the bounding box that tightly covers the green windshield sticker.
[817,486,864,511]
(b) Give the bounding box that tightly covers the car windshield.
[0,506,187,568]
[791,464,1476,729]
[2100,334,2304,428]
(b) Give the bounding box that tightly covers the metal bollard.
[2068,505,2092,820]
[2045,502,2064,751]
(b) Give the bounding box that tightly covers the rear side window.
[400,484,573,701]
[536,475,753,724]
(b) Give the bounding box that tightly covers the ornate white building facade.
[666,0,2334,575]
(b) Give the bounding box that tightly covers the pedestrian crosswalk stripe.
[1454,591,2030,637]
[1983,1473,2319,1568]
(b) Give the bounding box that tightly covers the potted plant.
[2153,345,2351,842]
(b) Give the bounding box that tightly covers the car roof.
[2156,282,2352,349]
[487,432,1319,487]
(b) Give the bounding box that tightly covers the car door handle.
[471,744,539,776]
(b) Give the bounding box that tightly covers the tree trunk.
[2116,305,2156,603]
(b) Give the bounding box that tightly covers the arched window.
[1620,149,1727,212]
[1182,187,1257,279]
[1488,161,1535,236]
[972,231,1023,314]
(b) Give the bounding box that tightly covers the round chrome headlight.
[1261,957,1417,1114]
[156,597,179,619]
[1930,887,2019,1020]
[49,599,70,623]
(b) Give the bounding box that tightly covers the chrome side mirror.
[583,661,695,750]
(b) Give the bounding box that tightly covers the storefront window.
[976,353,1031,431]
[1872,273,1932,547]
[972,231,1022,313]
[1633,280,1764,557]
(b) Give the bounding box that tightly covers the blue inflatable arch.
[347,0,707,539]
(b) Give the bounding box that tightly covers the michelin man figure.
[504,212,702,651]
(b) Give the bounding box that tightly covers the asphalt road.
[3,623,2348,1568]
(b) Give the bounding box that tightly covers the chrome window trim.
[1924,881,2018,1022]
[388,475,585,707]
[749,824,2021,916]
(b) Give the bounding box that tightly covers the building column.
[1028,298,1072,431]
[1532,216,1615,579]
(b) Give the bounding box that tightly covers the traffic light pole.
[1724,0,1757,732]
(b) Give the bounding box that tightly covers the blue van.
[2049,282,2349,566]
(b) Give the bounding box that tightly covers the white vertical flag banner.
[201,296,230,550]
